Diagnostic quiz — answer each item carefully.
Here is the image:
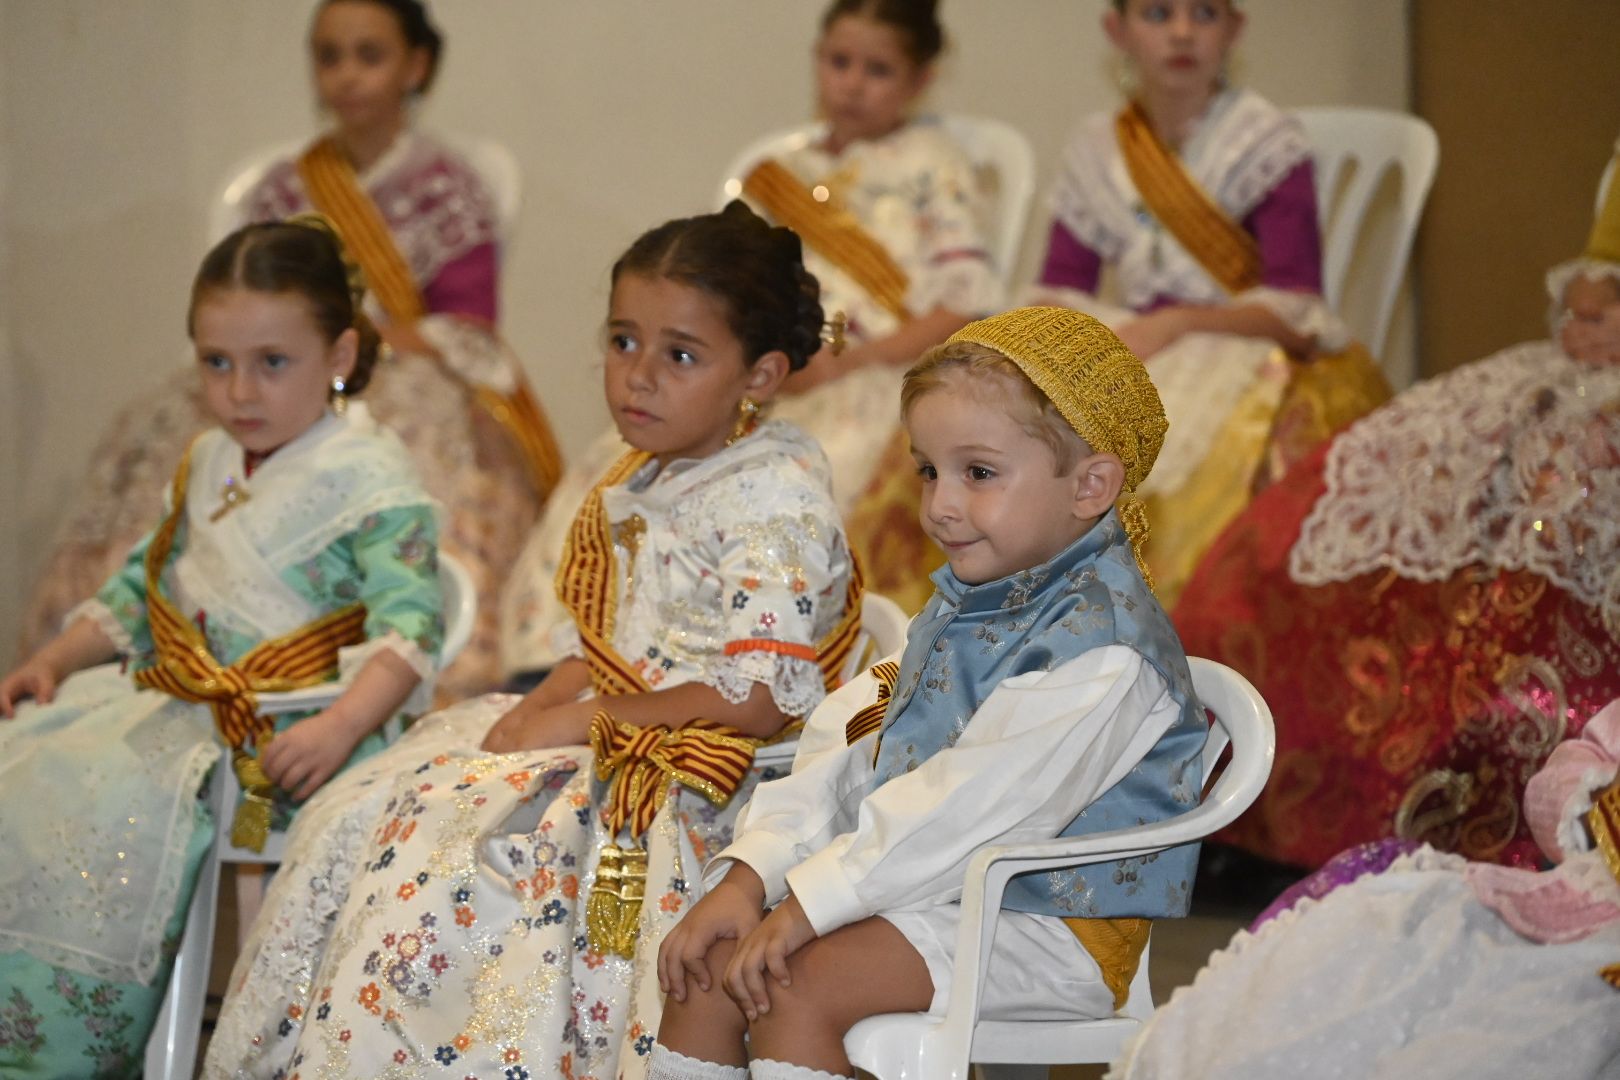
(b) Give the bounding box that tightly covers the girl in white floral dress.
[206,203,861,1080]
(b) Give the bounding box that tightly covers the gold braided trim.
[1116,103,1261,296]
[297,137,427,325]
[473,382,565,500]
[743,158,913,323]
[1064,917,1153,1011]
[133,442,368,851]
[1588,777,1620,991]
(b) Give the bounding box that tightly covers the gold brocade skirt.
[1145,343,1391,609]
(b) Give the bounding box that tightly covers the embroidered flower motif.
[434,1045,457,1065]
[316,1002,331,1021]
[796,596,813,616]
[394,1050,409,1064]
[589,1000,610,1023]
[505,1067,530,1080]
[541,900,566,925]
[730,590,749,610]
[454,906,476,927]
[504,1048,523,1064]
[504,770,532,792]
[358,983,381,1014]
[561,874,579,898]
[658,891,682,914]
[582,950,605,970]
[429,953,450,975]
[453,1033,472,1052]
[398,882,417,900]
[339,1029,351,1043]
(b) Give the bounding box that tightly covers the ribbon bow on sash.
[133,441,367,851]
[585,710,760,956]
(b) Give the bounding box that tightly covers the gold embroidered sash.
[132,442,368,851]
[1116,102,1262,296]
[1589,775,1620,989]
[743,157,914,323]
[296,137,563,497]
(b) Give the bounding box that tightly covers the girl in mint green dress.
[0,218,444,1078]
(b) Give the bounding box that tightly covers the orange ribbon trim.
[132,441,368,750]
[743,158,914,323]
[297,137,563,498]
[1115,102,1262,296]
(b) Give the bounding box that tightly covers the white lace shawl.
[1049,88,1317,313]
[1289,341,1620,636]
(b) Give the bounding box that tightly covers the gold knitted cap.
[945,307,1167,494]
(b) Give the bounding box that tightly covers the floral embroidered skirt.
[206,694,768,1080]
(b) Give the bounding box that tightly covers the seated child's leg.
[747,916,933,1076]
[658,937,752,1068]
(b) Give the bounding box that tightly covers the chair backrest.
[851,591,910,674]
[718,115,1037,277]
[211,133,523,243]
[1293,107,1438,363]
[1185,657,1276,838]
[437,552,477,670]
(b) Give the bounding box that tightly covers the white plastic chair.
[753,591,910,773]
[718,115,1038,278]
[843,657,1276,1080]
[1293,107,1439,365]
[144,553,476,1079]
[211,132,523,242]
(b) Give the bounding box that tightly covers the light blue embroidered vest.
[872,509,1204,918]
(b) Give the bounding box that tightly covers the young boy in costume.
[652,306,1207,1080]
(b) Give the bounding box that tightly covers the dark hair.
[820,0,945,65]
[188,219,383,396]
[610,201,825,372]
[318,0,444,93]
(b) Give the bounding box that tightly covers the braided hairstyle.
[317,0,444,93]
[188,217,383,396]
[611,201,825,372]
[820,0,945,65]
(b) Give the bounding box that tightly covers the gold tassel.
[229,749,276,853]
[585,843,648,958]
[1602,963,1620,991]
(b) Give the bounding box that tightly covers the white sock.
[645,1044,749,1080]
[749,1058,853,1080]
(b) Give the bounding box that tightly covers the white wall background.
[0,0,1410,662]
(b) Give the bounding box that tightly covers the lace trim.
[701,651,828,721]
[0,726,218,985]
[65,598,133,652]
[1289,340,1620,636]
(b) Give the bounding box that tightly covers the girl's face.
[1105,0,1243,99]
[815,15,931,152]
[602,273,789,467]
[193,288,357,456]
[310,0,428,136]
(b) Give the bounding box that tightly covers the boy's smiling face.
[906,375,1121,586]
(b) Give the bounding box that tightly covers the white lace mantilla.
[1290,341,1620,635]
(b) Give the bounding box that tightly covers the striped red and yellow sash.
[743,157,914,324]
[132,442,369,849]
[1590,775,1620,989]
[554,447,865,832]
[1116,102,1262,296]
[296,137,563,498]
[844,659,901,746]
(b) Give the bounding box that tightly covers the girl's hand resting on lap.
[0,657,61,718]
[723,892,817,1020]
[259,709,367,802]
[659,864,768,1003]
[480,696,598,753]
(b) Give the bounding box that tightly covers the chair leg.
[145,841,222,1079]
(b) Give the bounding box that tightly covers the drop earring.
[726,397,760,446]
[331,375,348,416]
